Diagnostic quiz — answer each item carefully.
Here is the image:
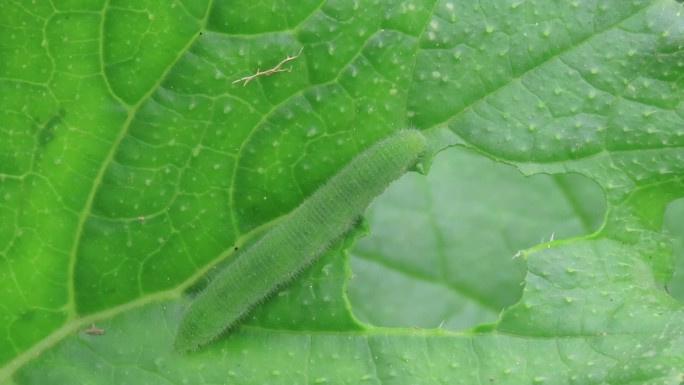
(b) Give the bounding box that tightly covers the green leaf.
[348,147,605,329]
[2,0,684,383]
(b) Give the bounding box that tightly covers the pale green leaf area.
[1,0,684,383]
[665,198,684,300]
[348,147,605,330]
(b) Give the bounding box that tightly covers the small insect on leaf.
[85,323,105,335]
[232,47,304,86]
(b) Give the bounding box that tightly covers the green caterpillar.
[174,129,427,352]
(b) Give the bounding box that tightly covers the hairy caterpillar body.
[174,129,427,352]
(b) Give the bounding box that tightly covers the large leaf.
[348,147,606,330]
[2,0,684,383]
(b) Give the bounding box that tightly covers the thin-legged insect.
[85,323,104,335]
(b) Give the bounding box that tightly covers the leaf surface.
[1,0,684,383]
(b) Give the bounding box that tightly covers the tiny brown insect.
[85,323,104,335]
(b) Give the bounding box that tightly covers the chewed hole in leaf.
[663,198,684,302]
[348,145,606,330]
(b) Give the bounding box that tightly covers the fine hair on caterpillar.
[174,129,427,352]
